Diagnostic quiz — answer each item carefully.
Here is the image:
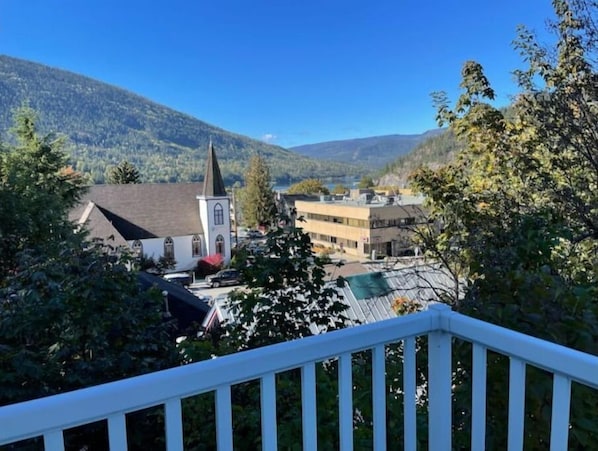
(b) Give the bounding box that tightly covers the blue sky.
[1,1,556,148]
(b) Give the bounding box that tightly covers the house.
[70,143,232,271]
[289,189,429,259]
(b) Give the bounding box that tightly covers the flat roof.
[296,194,426,208]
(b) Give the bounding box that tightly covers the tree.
[287,178,330,195]
[0,239,178,406]
[240,154,277,228]
[331,183,349,195]
[179,216,350,448]
[410,2,598,447]
[357,175,374,189]
[107,160,141,184]
[226,217,348,349]
[0,110,179,408]
[0,107,87,278]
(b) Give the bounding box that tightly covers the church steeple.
[203,140,226,197]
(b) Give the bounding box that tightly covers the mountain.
[289,129,444,169]
[377,129,463,187]
[0,55,363,185]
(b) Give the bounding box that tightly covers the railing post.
[428,304,452,451]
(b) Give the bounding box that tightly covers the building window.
[164,237,175,260]
[214,203,224,225]
[192,234,201,257]
[132,240,143,256]
[215,234,224,255]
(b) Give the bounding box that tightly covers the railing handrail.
[0,308,439,445]
[437,306,598,389]
[1,304,597,447]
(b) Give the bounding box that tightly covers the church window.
[164,237,175,260]
[215,234,224,255]
[192,234,201,257]
[132,240,143,256]
[214,203,224,225]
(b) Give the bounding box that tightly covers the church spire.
[203,140,226,197]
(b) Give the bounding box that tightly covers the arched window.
[164,237,175,260]
[192,234,201,257]
[132,239,143,256]
[215,234,224,255]
[214,203,224,225]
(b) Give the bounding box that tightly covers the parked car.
[163,272,193,287]
[246,229,263,239]
[205,269,242,288]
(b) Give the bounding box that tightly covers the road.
[188,282,242,302]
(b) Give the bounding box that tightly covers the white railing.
[1,304,597,450]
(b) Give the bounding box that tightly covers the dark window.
[164,237,175,260]
[215,234,224,255]
[132,240,143,256]
[214,203,224,225]
[192,234,201,257]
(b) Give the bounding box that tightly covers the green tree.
[331,183,349,195]
[0,239,178,406]
[226,217,348,349]
[410,1,598,447]
[287,178,330,195]
[357,175,374,189]
[179,216,350,449]
[240,154,277,228]
[0,107,87,278]
[106,160,141,184]
[0,110,179,409]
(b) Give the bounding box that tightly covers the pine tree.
[107,160,141,184]
[0,107,87,275]
[0,110,179,408]
[240,154,277,228]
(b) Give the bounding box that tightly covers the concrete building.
[293,189,428,258]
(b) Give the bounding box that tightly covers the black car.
[205,269,241,288]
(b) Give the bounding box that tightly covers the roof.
[138,272,211,332]
[202,141,227,197]
[71,183,205,240]
[201,263,455,333]
[296,193,426,209]
[339,263,455,325]
[324,261,369,279]
[76,201,129,248]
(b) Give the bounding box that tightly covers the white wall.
[129,235,203,271]
[198,196,232,265]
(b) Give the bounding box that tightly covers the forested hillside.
[290,129,443,168]
[0,55,362,184]
[377,130,463,187]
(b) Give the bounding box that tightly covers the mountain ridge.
[290,129,444,169]
[0,54,363,185]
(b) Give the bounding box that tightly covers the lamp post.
[162,290,171,318]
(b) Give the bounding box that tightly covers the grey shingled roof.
[76,202,130,248]
[71,183,205,240]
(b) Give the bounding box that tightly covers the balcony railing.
[1,304,597,450]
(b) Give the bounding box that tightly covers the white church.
[70,143,232,271]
